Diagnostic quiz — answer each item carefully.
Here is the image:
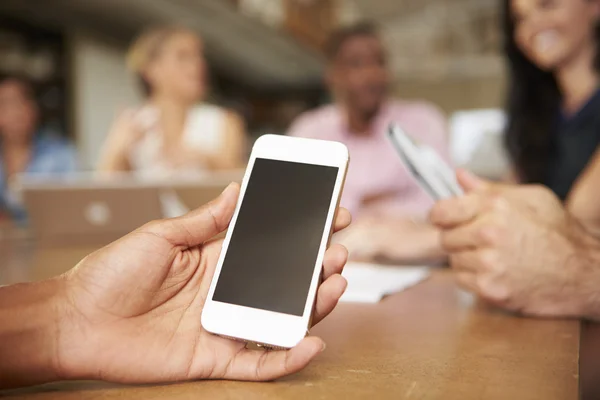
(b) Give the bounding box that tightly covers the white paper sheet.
[340,262,430,304]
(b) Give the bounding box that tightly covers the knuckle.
[457,198,475,217]
[475,250,497,271]
[487,193,509,213]
[428,203,445,223]
[530,184,550,196]
[476,276,511,305]
[477,226,500,246]
[493,214,509,228]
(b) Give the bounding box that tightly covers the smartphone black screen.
[212,158,339,316]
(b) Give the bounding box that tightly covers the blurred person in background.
[98,26,246,177]
[288,22,450,263]
[503,0,600,233]
[0,74,77,222]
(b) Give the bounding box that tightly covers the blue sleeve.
[26,136,80,175]
[42,141,79,174]
[57,143,79,173]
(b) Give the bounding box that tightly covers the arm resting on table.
[0,278,66,389]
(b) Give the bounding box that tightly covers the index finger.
[333,207,352,233]
[429,193,482,229]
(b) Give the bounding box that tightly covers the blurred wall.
[395,75,506,115]
[70,32,140,169]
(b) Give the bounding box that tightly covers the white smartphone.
[388,124,463,200]
[201,134,349,349]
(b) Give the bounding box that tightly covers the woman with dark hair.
[0,75,77,222]
[97,27,246,177]
[504,0,600,230]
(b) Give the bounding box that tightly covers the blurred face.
[328,34,390,118]
[0,80,38,144]
[511,0,600,71]
[145,31,207,102]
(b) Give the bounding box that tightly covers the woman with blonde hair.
[98,26,246,176]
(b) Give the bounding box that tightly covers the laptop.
[19,181,163,246]
[16,171,243,246]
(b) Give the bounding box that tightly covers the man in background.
[289,22,450,262]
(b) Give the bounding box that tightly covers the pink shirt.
[288,100,451,218]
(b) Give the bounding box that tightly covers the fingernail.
[221,182,236,197]
[321,342,327,352]
[340,277,348,295]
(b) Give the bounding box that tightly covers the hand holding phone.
[38,181,351,386]
[202,134,349,349]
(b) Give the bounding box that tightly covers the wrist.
[0,277,69,389]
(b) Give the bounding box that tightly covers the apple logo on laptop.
[84,202,111,226]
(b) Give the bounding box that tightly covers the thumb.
[148,182,240,247]
[456,169,488,193]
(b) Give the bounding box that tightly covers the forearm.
[96,144,131,173]
[0,278,66,389]
[186,149,243,171]
[379,221,446,263]
[206,114,246,170]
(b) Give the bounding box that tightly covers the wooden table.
[0,239,589,400]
